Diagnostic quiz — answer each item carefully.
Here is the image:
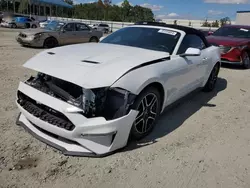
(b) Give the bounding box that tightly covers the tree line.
[0,0,155,22]
[201,17,231,27]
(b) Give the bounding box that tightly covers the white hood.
[23,43,169,88]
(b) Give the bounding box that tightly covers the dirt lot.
[1,27,250,188]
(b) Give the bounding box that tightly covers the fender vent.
[47,52,55,55]
[81,60,100,64]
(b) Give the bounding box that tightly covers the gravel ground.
[1,27,250,188]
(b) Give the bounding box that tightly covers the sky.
[73,0,250,20]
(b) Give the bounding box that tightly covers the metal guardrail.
[49,17,219,32]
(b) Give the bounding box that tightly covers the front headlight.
[34,33,44,39]
[219,45,232,54]
[237,45,248,50]
[70,87,136,120]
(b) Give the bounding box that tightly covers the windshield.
[100,27,180,54]
[213,26,250,38]
[44,21,65,31]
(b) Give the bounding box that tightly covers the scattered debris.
[240,89,246,92]
[12,157,38,171]
[106,167,112,173]
[57,159,68,166]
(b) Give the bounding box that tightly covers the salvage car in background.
[39,20,51,28]
[207,25,250,68]
[16,20,103,48]
[16,22,220,157]
[12,16,39,28]
[91,23,110,33]
[200,29,213,36]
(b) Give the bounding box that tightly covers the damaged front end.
[24,72,137,120]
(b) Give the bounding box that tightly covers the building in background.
[0,0,72,21]
[236,11,250,25]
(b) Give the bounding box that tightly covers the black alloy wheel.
[130,87,161,140]
[203,63,220,92]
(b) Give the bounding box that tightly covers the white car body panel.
[16,25,221,157]
[23,43,169,89]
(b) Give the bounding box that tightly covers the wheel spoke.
[148,95,157,107]
[135,111,143,122]
[135,117,144,126]
[143,118,149,132]
[148,111,157,120]
[141,97,148,111]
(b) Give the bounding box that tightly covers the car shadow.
[122,77,227,152]
[221,63,244,70]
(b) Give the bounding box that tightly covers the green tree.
[18,0,29,14]
[121,0,132,21]
[64,0,73,5]
[220,17,231,26]
[201,19,211,27]
[211,20,219,27]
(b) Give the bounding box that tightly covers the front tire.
[89,37,98,43]
[203,63,220,92]
[25,23,30,28]
[242,51,250,69]
[43,37,58,48]
[130,87,162,140]
[11,23,17,28]
[31,24,37,28]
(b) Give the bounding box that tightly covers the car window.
[101,27,181,54]
[213,26,250,38]
[99,24,108,27]
[76,23,89,31]
[177,34,206,54]
[64,23,75,32]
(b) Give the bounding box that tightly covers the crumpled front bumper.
[16,36,44,47]
[16,82,138,157]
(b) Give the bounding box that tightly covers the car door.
[75,23,92,43]
[59,23,78,45]
[165,34,207,104]
[177,34,208,89]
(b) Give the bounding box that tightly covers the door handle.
[203,57,208,61]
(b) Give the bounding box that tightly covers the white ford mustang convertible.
[16,22,221,157]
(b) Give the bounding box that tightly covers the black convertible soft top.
[134,21,210,47]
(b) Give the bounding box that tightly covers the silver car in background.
[91,23,110,33]
[16,20,103,48]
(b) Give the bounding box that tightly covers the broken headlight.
[75,87,136,120]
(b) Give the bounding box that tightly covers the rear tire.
[202,63,220,92]
[89,37,98,43]
[31,24,37,28]
[129,87,162,140]
[25,23,30,28]
[242,51,250,69]
[11,23,17,28]
[43,37,58,48]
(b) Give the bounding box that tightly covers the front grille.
[19,33,27,38]
[17,91,75,131]
[219,45,232,54]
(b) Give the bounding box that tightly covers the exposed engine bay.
[25,72,137,120]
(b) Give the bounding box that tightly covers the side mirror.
[180,47,201,57]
